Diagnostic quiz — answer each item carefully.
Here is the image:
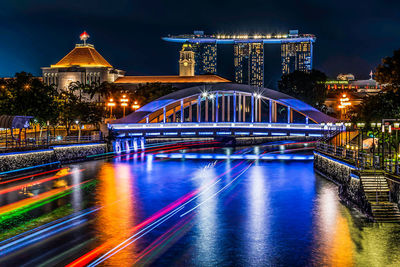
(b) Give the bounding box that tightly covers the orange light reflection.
[95,163,137,265]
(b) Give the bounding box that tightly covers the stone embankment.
[0,143,108,176]
[314,151,400,222]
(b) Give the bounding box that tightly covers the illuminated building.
[337,73,355,81]
[325,73,382,93]
[234,42,264,86]
[191,42,217,75]
[43,32,229,100]
[114,75,230,91]
[42,31,125,90]
[179,43,195,76]
[324,73,381,116]
[281,40,313,74]
[163,30,316,85]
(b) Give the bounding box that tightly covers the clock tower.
[179,43,195,76]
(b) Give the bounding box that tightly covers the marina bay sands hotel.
[163,30,315,87]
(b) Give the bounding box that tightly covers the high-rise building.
[191,42,217,75]
[179,43,195,76]
[281,41,313,75]
[234,42,264,87]
[163,30,315,85]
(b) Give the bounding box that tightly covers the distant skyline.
[1,0,399,86]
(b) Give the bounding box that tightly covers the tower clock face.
[184,62,188,66]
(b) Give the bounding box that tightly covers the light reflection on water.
[95,163,137,264]
[88,156,400,266]
[4,149,400,266]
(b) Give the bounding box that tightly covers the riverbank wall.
[313,151,373,217]
[0,143,108,176]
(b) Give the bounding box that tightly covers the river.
[1,144,400,266]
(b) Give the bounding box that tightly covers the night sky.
[1,0,399,88]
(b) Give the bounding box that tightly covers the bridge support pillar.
[269,100,272,123]
[238,94,242,122]
[269,100,277,123]
[251,95,254,123]
[215,93,219,123]
[180,99,184,123]
[205,98,209,122]
[163,106,166,123]
[189,101,193,122]
[173,107,176,122]
[233,92,236,122]
[287,106,291,123]
[306,117,309,124]
[197,95,201,122]
[243,95,246,122]
[222,93,225,122]
[227,94,230,122]
[258,98,261,122]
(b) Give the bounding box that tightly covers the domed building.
[41,31,125,90]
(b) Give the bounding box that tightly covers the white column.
[189,101,192,122]
[251,95,254,123]
[205,98,208,122]
[163,106,166,123]
[197,95,201,122]
[233,92,236,122]
[180,99,184,123]
[222,94,225,122]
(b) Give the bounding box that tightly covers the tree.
[278,70,327,110]
[375,49,400,92]
[0,72,59,126]
[350,89,400,123]
[58,86,106,135]
[130,83,177,106]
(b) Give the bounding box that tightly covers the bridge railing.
[316,142,400,175]
[110,122,331,130]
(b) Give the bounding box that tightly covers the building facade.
[163,30,316,87]
[324,73,382,117]
[234,42,264,87]
[42,35,125,91]
[281,41,313,74]
[191,42,217,75]
[179,43,195,76]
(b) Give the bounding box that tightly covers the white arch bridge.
[109,84,338,141]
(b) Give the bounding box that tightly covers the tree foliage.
[375,49,400,92]
[352,49,400,123]
[351,87,400,123]
[0,72,108,133]
[278,70,327,110]
[0,72,58,125]
[130,83,177,106]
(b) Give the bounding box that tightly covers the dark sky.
[1,0,399,87]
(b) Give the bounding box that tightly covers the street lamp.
[344,122,352,145]
[338,93,351,120]
[120,95,129,117]
[107,98,116,118]
[132,101,140,111]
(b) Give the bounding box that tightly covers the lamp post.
[120,95,129,117]
[107,98,116,118]
[75,120,81,142]
[394,122,400,174]
[344,122,352,145]
[356,122,365,168]
[338,93,351,120]
[132,101,140,112]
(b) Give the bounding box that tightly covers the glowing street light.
[132,101,140,111]
[338,93,351,120]
[120,95,129,117]
[107,98,116,118]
